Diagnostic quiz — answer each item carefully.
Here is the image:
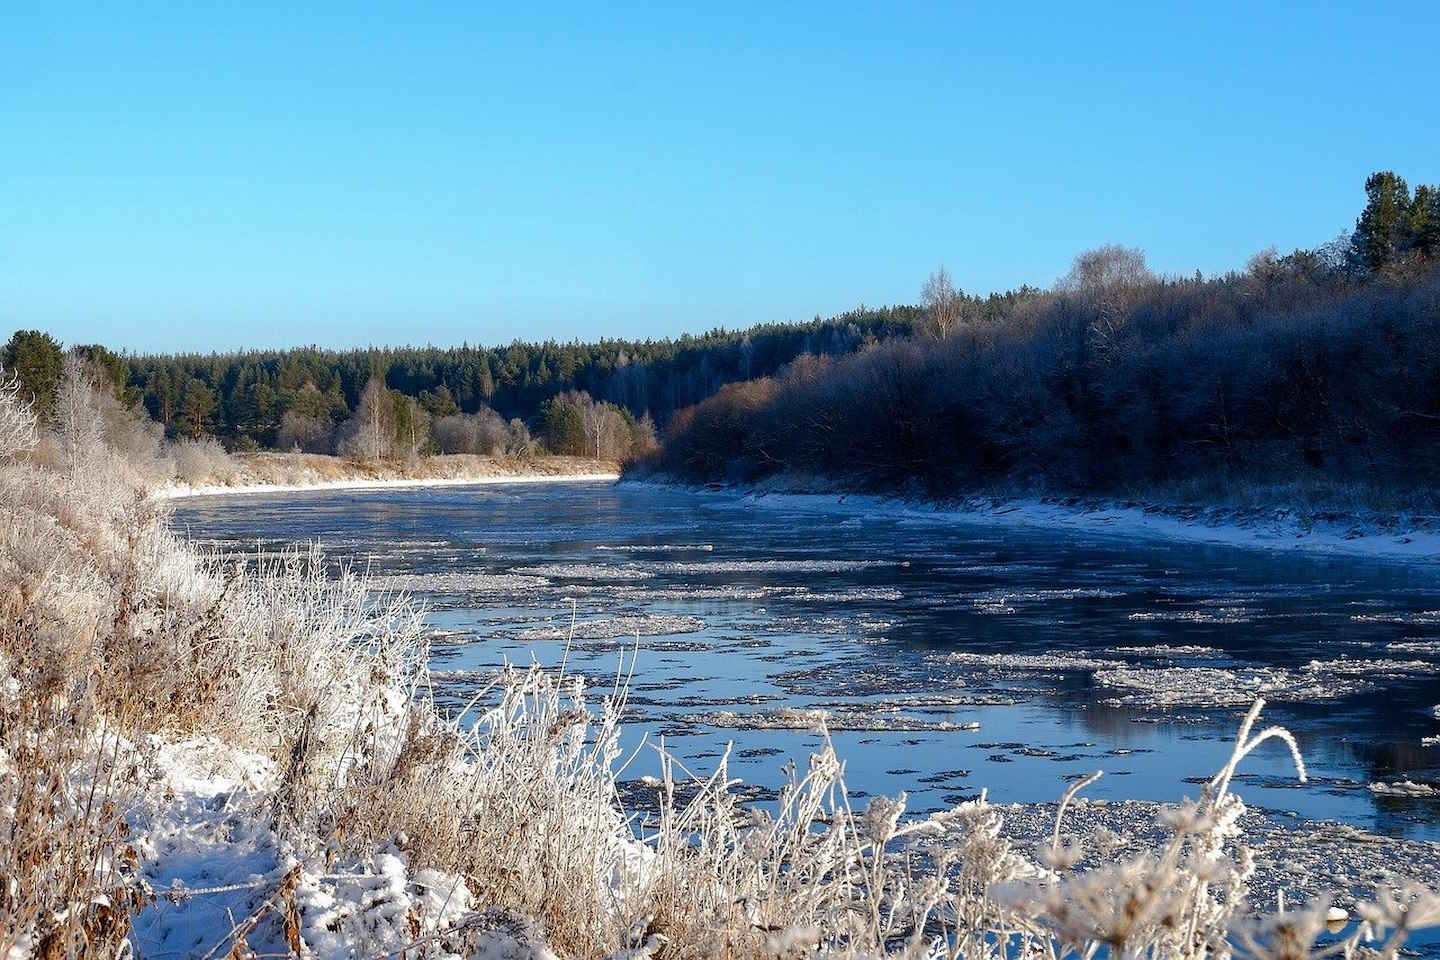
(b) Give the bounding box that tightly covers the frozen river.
[171,479,1440,841]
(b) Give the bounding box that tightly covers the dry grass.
[2,365,1438,959]
[167,450,620,490]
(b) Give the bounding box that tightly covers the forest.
[651,171,1440,504]
[4,170,1437,497]
[3,308,922,462]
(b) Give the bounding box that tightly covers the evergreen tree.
[1351,171,1412,272]
[2,330,64,421]
[180,377,217,439]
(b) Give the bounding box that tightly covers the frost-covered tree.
[0,369,39,459]
[54,355,106,483]
[920,266,962,339]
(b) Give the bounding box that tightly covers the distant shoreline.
[155,472,619,500]
[627,473,1440,562]
[153,451,619,500]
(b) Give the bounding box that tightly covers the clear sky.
[3,3,1437,354]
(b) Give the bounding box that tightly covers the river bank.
[155,451,619,499]
[626,471,1440,562]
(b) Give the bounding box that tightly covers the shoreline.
[155,471,620,500]
[627,475,1440,563]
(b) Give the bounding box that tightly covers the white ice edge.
[153,472,620,500]
[627,480,1440,562]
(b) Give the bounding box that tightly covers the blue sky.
[3,3,1437,353]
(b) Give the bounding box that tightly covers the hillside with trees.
[651,172,1440,506]
[3,309,920,464]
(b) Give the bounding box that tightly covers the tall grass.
[2,365,1437,959]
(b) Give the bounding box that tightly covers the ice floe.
[1092,664,1381,708]
[367,571,550,593]
[651,558,902,575]
[1369,780,1440,797]
[512,562,653,580]
[517,614,706,641]
[693,706,982,733]
[1127,607,1256,624]
[594,543,714,552]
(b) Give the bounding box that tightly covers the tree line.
[652,171,1440,502]
[2,309,920,461]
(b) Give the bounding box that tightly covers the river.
[170,479,1440,842]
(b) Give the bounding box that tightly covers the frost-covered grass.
[4,370,1440,959]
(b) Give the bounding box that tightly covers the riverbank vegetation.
[651,172,1440,509]
[3,310,918,458]
[5,318,1440,958]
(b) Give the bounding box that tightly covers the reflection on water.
[171,480,1440,840]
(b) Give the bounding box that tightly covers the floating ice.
[1301,657,1434,676]
[367,571,549,593]
[1127,607,1256,624]
[794,587,904,602]
[1111,644,1227,659]
[973,588,1126,603]
[594,543,714,552]
[1094,665,1375,708]
[512,563,653,580]
[652,559,901,575]
[1350,609,1440,624]
[694,706,982,733]
[1387,640,1440,655]
[1369,780,1439,797]
[944,651,1120,672]
[517,614,706,641]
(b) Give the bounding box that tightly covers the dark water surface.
[171,480,1440,840]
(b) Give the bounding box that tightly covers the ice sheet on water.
[1350,609,1440,624]
[594,543,714,552]
[512,562,653,580]
[367,571,550,593]
[1093,663,1382,708]
[1127,607,1256,624]
[1369,780,1440,796]
[1387,640,1440,655]
[516,614,706,641]
[693,705,982,733]
[1301,657,1435,675]
[794,587,905,602]
[944,651,1122,672]
[651,558,903,575]
[991,799,1440,909]
[1111,644,1228,659]
[972,588,1127,603]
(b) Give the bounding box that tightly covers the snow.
[631,480,1440,563]
[128,735,558,960]
[154,473,619,500]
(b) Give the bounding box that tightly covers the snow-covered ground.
[631,479,1440,562]
[154,472,619,500]
[127,737,556,960]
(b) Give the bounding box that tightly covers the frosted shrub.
[171,435,239,485]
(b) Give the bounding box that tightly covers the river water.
[170,479,1440,842]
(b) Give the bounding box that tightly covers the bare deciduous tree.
[1059,244,1154,353]
[1060,244,1152,293]
[920,266,962,339]
[55,355,106,483]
